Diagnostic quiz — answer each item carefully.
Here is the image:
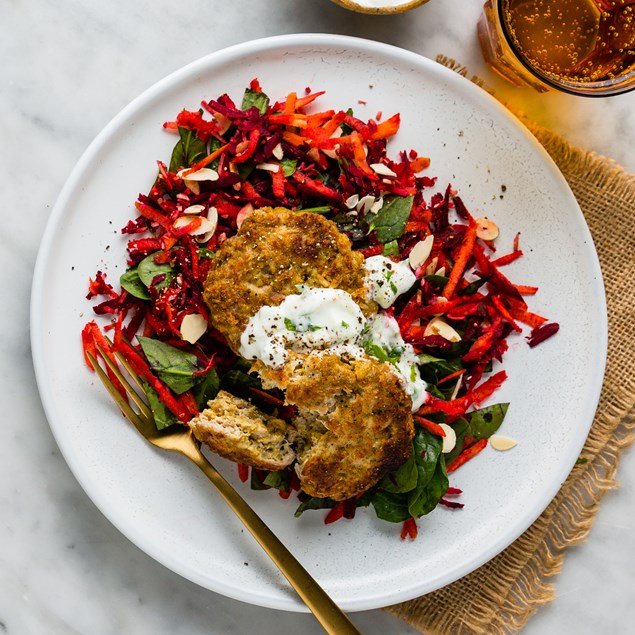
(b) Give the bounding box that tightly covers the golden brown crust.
[257,352,414,500]
[188,390,295,471]
[203,207,375,353]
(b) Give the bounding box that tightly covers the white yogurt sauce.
[239,283,427,411]
[239,286,365,367]
[363,313,428,411]
[364,255,416,309]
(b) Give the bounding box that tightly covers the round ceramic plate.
[31,34,606,612]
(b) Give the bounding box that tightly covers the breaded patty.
[256,351,414,501]
[203,207,375,353]
[189,390,295,471]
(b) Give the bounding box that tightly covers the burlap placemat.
[385,58,635,634]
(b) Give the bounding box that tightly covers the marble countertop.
[2,1,633,633]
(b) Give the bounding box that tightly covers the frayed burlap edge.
[384,57,635,634]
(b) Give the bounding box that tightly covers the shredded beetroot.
[527,322,560,348]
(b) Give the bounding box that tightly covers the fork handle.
[190,452,362,635]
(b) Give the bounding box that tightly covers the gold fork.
[88,345,362,635]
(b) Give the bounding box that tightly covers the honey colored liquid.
[503,0,635,82]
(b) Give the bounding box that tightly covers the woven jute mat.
[385,57,635,634]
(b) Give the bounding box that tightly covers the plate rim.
[30,33,608,612]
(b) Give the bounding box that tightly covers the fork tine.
[94,344,154,423]
[87,351,152,434]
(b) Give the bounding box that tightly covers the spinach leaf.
[143,382,178,430]
[382,240,400,256]
[120,267,151,300]
[458,274,492,296]
[371,490,411,523]
[219,369,262,400]
[424,274,450,288]
[369,195,413,244]
[263,470,291,492]
[469,403,509,439]
[294,496,337,517]
[168,125,208,173]
[242,88,270,115]
[407,429,448,518]
[378,449,417,493]
[409,456,448,518]
[444,403,509,464]
[281,158,297,177]
[138,336,200,394]
[192,369,220,410]
[137,253,176,291]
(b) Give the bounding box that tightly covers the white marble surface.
[1,1,633,633]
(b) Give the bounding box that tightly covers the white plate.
[30,34,607,612]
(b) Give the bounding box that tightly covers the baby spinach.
[192,369,220,410]
[143,382,178,430]
[371,428,448,523]
[137,253,176,291]
[169,125,208,173]
[369,195,414,244]
[242,88,270,115]
[120,266,151,300]
[138,336,201,394]
[294,496,337,517]
[281,158,297,177]
[444,403,509,464]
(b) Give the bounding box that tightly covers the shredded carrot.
[436,368,467,386]
[400,518,418,540]
[446,439,488,473]
[442,218,477,299]
[414,415,447,437]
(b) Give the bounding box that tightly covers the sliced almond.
[180,167,219,182]
[180,313,208,344]
[370,163,397,178]
[256,162,280,172]
[236,203,254,229]
[408,234,434,270]
[271,143,284,160]
[345,194,360,209]
[439,424,457,454]
[489,435,518,451]
[369,196,384,214]
[356,194,376,214]
[424,317,461,342]
[174,214,217,237]
[435,266,446,277]
[182,204,205,215]
[425,256,439,276]
[476,217,499,241]
[212,111,232,135]
[195,207,219,243]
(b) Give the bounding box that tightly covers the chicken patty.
[189,390,295,471]
[255,351,414,501]
[203,207,375,353]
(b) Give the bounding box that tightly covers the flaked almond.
[408,234,434,270]
[195,206,219,243]
[182,204,205,215]
[369,196,384,214]
[212,111,232,135]
[435,266,446,277]
[271,143,284,160]
[370,162,397,178]
[236,203,254,229]
[425,256,439,276]
[177,167,219,196]
[345,194,360,209]
[180,313,208,344]
[439,424,457,453]
[476,217,499,241]
[489,435,518,451]
[357,194,376,214]
[256,162,280,172]
[174,213,217,238]
[424,317,461,342]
